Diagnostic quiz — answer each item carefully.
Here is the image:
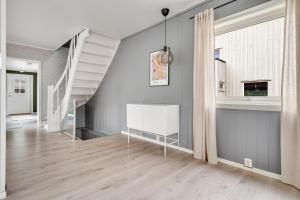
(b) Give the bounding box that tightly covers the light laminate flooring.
[6,127,300,200]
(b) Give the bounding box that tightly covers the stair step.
[85,40,115,50]
[73,79,98,89]
[79,53,111,66]
[82,43,114,57]
[86,32,119,49]
[77,62,106,74]
[72,88,95,96]
[85,40,115,49]
[72,95,92,102]
[81,51,111,59]
[75,71,103,81]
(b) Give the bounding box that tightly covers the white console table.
[127,104,179,156]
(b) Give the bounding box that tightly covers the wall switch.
[244,158,253,168]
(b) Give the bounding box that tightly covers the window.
[215,17,284,97]
[213,1,284,111]
[244,82,268,96]
[14,79,26,94]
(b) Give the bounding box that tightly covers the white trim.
[217,158,282,180]
[215,0,285,35]
[30,74,33,113]
[216,96,281,112]
[121,131,193,154]
[73,99,76,140]
[0,191,6,199]
[216,103,281,112]
[0,0,6,195]
[7,41,54,51]
[37,61,42,127]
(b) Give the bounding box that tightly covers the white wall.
[215,17,284,96]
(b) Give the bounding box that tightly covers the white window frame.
[214,0,285,111]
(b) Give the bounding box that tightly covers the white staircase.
[47,29,120,132]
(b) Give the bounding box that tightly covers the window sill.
[216,97,281,112]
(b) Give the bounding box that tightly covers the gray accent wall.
[7,43,68,118]
[216,109,281,174]
[87,0,270,147]
[86,0,281,173]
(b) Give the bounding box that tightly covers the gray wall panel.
[86,0,281,173]
[87,0,270,148]
[216,109,281,174]
[269,113,281,173]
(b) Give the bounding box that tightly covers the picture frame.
[149,50,169,86]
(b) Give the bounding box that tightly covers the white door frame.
[0,0,6,198]
[7,57,42,127]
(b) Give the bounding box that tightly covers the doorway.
[6,57,41,129]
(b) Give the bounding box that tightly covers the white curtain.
[193,8,217,164]
[281,0,300,189]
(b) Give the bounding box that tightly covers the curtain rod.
[189,0,237,19]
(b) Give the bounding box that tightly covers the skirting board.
[121,131,193,154]
[217,158,281,180]
[0,191,6,199]
[121,130,281,180]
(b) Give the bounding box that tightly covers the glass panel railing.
[60,99,76,139]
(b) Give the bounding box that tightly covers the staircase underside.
[47,29,120,132]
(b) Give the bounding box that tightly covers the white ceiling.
[7,58,39,73]
[7,0,205,50]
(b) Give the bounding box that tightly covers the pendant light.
[160,8,173,64]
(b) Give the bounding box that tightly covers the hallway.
[6,114,37,130]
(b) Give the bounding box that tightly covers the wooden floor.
[5,127,300,200]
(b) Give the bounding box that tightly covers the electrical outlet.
[244,158,253,168]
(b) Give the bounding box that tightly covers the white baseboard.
[121,131,193,154]
[0,191,6,199]
[217,158,281,180]
[121,131,281,180]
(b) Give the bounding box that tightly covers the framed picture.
[149,50,169,86]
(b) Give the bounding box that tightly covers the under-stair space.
[74,104,108,140]
[46,29,120,136]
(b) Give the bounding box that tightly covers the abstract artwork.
[149,50,169,86]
